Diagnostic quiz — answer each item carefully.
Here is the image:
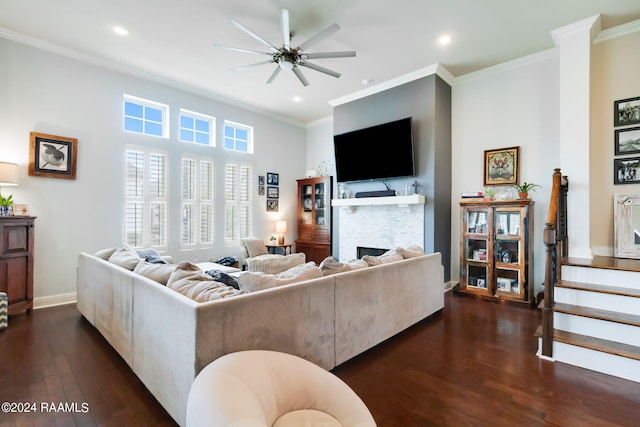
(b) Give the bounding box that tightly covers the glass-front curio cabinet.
[296,176,332,264]
[458,199,534,305]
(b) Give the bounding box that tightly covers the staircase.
[536,257,640,383]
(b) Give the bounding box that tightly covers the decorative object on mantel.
[29,132,77,180]
[0,161,18,217]
[483,188,495,201]
[484,146,519,186]
[512,182,540,199]
[305,169,316,178]
[317,160,333,177]
[411,180,421,194]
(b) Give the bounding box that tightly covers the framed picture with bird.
[29,132,77,180]
[484,146,520,186]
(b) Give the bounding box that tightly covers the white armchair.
[186,350,376,427]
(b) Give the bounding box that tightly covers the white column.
[551,15,600,259]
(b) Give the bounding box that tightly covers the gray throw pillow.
[206,270,240,290]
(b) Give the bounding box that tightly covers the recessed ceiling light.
[112,26,129,36]
[361,78,374,85]
[292,96,302,102]
[438,34,452,46]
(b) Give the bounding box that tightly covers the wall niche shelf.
[332,194,425,212]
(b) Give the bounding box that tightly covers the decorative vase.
[518,192,528,199]
[0,206,11,216]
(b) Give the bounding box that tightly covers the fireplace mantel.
[332,194,425,210]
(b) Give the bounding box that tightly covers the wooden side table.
[266,244,293,255]
[0,216,35,315]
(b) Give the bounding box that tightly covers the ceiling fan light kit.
[216,8,356,87]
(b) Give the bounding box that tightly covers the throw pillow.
[136,248,162,259]
[362,255,382,266]
[241,237,269,258]
[145,255,168,264]
[379,249,403,264]
[238,262,322,292]
[246,252,305,274]
[319,256,345,276]
[167,262,248,302]
[108,245,142,270]
[397,245,425,259]
[205,270,240,290]
[94,247,118,260]
[134,261,177,285]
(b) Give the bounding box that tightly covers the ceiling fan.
[214,8,356,87]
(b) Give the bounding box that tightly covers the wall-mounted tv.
[333,117,415,183]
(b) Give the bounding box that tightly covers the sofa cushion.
[247,252,306,274]
[238,262,322,292]
[167,262,248,302]
[397,245,425,259]
[319,257,367,276]
[108,245,142,270]
[362,249,403,266]
[94,247,118,260]
[241,237,268,258]
[134,260,177,285]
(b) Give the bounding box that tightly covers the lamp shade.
[275,220,287,234]
[0,162,18,186]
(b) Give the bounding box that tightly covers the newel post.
[542,223,556,358]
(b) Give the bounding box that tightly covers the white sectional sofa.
[76,251,444,426]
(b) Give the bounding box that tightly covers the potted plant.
[512,182,541,199]
[484,188,495,201]
[0,193,13,216]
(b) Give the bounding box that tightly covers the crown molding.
[0,27,306,128]
[306,116,333,128]
[329,63,455,108]
[454,48,558,84]
[594,18,640,43]
[550,14,601,46]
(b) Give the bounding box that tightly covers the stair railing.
[542,168,569,358]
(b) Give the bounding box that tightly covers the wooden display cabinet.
[296,176,332,265]
[458,199,533,305]
[0,216,35,315]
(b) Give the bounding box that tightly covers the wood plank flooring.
[2,291,640,426]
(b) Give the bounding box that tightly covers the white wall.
[451,53,560,294]
[0,38,306,304]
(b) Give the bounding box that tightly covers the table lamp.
[275,220,287,245]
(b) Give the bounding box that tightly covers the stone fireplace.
[333,195,426,261]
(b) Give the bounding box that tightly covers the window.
[225,163,252,245]
[181,157,214,248]
[124,147,168,249]
[123,95,168,138]
[179,109,215,146]
[223,121,253,153]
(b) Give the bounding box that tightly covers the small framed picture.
[267,172,279,186]
[267,186,279,199]
[12,204,30,216]
[29,132,77,180]
[614,157,640,184]
[258,185,265,196]
[258,175,265,185]
[484,146,519,186]
[266,199,279,212]
[614,96,640,127]
[615,126,640,155]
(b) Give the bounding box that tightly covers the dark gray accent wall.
[332,74,451,280]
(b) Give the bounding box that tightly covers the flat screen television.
[333,117,415,183]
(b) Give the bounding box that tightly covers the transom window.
[179,109,215,146]
[123,95,168,138]
[223,121,253,153]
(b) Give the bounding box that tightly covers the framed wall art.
[266,172,279,186]
[484,146,520,186]
[267,186,279,199]
[266,199,279,212]
[614,157,640,185]
[12,204,30,216]
[615,126,640,155]
[614,96,640,127]
[29,132,77,179]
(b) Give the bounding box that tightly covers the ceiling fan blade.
[267,66,282,84]
[281,9,290,50]
[302,51,356,60]
[234,59,275,71]
[213,44,272,56]
[229,18,279,52]
[297,23,340,51]
[292,66,310,87]
[299,61,341,78]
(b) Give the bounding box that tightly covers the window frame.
[180,155,215,249]
[223,120,254,153]
[179,109,216,147]
[224,162,252,246]
[123,94,169,138]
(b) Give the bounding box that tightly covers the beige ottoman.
[186,350,376,427]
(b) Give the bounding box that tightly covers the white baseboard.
[34,292,77,310]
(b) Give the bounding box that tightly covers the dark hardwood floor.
[2,291,640,426]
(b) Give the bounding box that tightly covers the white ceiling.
[1,0,640,124]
